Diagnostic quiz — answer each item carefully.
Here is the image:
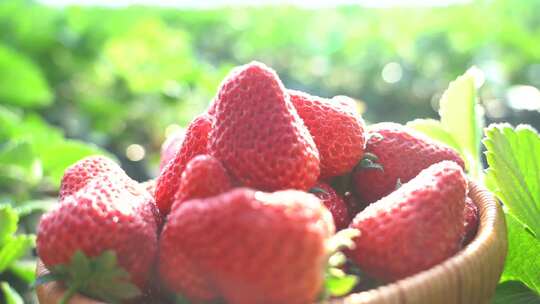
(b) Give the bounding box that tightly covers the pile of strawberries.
[36,62,479,304]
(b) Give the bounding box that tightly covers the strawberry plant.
[0,204,34,303]
[0,106,111,302]
[409,68,540,302]
[485,125,540,302]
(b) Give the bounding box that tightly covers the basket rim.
[36,181,507,304]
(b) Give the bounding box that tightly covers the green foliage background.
[2,0,540,181]
[0,0,540,302]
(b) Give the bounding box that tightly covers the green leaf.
[175,294,192,304]
[484,124,540,295]
[494,281,540,304]
[0,45,52,107]
[499,215,540,294]
[406,119,463,154]
[484,124,540,237]
[40,140,113,187]
[102,18,196,93]
[13,199,55,217]
[0,234,35,273]
[1,281,24,304]
[84,251,141,302]
[0,204,18,248]
[321,229,361,299]
[42,250,141,303]
[0,140,42,185]
[0,106,21,141]
[9,260,37,283]
[438,68,484,177]
[11,114,64,154]
[358,158,383,171]
[68,251,92,281]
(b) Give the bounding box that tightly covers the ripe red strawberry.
[348,161,467,282]
[353,122,465,204]
[310,182,350,230]
[37,175,159,290]
[208,62,320,191]
[173,154,232,205]
[462,197,479,246]
[159,188,334,304]
[159,129,186,172]
[289,90,366,179]
[155,113,213,214]
[141,179,156,196]
[59,155,125,200]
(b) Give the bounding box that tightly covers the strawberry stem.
[59,285,78,304]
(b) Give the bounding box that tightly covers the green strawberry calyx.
[326,228,360,253]
[357,152,384,172]
[35,250,141,304]
[322,228,361,299]
[308,187,328,195]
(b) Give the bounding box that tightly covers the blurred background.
[0,0,539,302]
[2,0,540,182]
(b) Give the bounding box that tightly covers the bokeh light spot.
[126,144,146,161]
[381,62,403,84]
[468,66,485,88]
[507,85,540,111]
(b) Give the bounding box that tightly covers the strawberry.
[310,182,350,230]
[141,179,156,196]
[352,122,465,204]
[60,156,163,228]
[37,175,159,293]
[208,62,320,191]
[59,155,125,200]
[159,129,186,172]
[462,197,479,246]
[173,154,232,205]
[289,90,366,179]
[348,161,467,282]
[155,113,213,215]
[159,188,334,304]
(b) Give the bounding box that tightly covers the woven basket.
[36,181,507,304]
